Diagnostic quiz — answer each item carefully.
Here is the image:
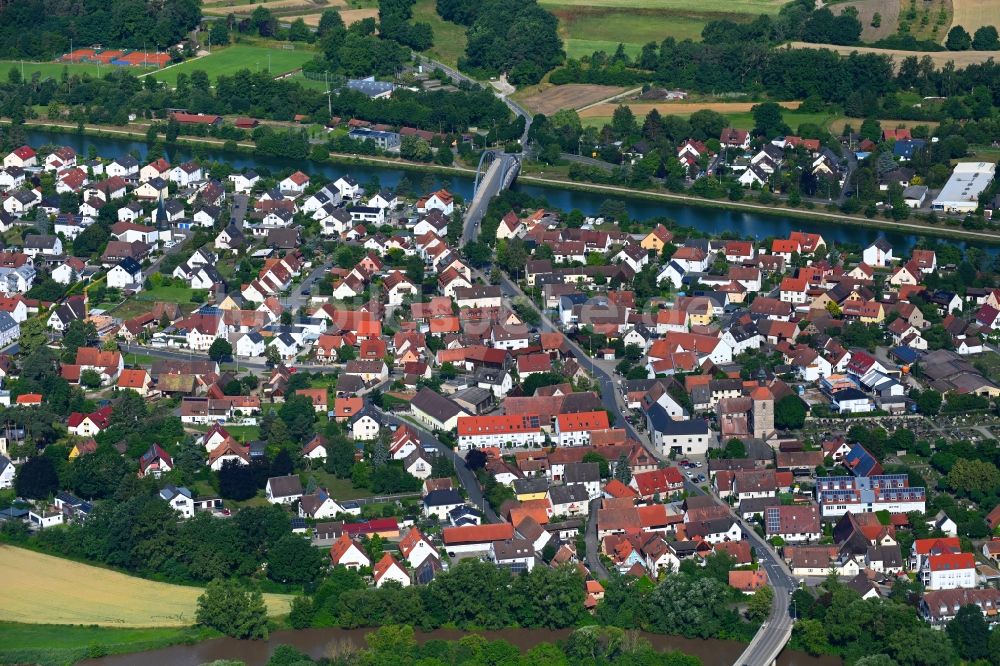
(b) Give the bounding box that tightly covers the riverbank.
[7,120,996,246]
[0,622,214,666]
[72,624,841,666]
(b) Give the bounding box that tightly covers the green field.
[151,45,316,86]
[413,0,468,68]
[543,0,786,58]
[0,622,211,666]
[138,284,197,302]
[0,60,154,81]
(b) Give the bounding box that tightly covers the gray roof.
[423,488,464,507]
[24,234,58,249]
[492,537,534,561]
[267,474,303,498]
[411,387,467,423]
[347,77,395,98]
[548,484,589,505]
[513,477,550,495]
[563,462,600,484]
[0,311,18,333]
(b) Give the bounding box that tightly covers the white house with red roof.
[329,533,370,569]
[67,405,112,437]
[280,170,310,195]
[398,527,437,568]
[373,552,411,587]
[4,146,37,169]
[139,444,173,478]
[418,189,454,216]
[720,128,750,150]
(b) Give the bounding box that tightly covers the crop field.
[578,99,802,119]
[0,60,154,80]
[298,7,379,25]
[788,41,1000,69]
[950,0,1000,32]
[0,546,293,627]
[519,83,631,115]
[150,44,315,85]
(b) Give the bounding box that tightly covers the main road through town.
[493,272,796,665]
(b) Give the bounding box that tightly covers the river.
[78,626,841,666]
[24,129,963,253]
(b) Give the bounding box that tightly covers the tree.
[466,449,488,471]
[218,459,258,500]
[774,395,807,430]
[18,318,48,357]
[915,389,942,415]
[747,585,773,622]
[972,25,1000,50]
[582,451,610,478]
[79,369,103,389]
[196,579,268,639]
[264,345,282,367]
[209,19,230,47]
[645,574,734,638]
[947,459,1000,495]
[946,604,989,660]
[752,102,790,138]
[431,453,455,479]
[795,619,830,656]
[14,455,58,499]
[279,395,316,444]
[613,454,632,484]
[70,447,131,499]
[946,25,972,50]
[267,534,326,585]
[209,338,233,362]
[722,438,747,458]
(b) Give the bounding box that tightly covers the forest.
[0,0,202,59]
[437,0,563,84]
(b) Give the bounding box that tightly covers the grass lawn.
[0,546,292,627]
[564,39,644,60]
[151,44,316,86]
[305,470,376,500]
[0,622,212,666]
[223,425,261,442]
[972,351,1000,383]
[122,352,158,367]
[0,60,154,81]
[137,284,196,302]
[412,0,468,68]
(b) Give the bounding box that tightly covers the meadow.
[150,44,315,85]
[0,546,293,627]
[412,0,468,68]
[542,0,787,55]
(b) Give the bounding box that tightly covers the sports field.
[0,546,293,627]
[0,60,154,80]
[150,44,315,85]
[950,0,1000,32]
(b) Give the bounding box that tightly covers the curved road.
[493,272,797,663]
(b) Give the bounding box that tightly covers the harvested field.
[951,0,1000,32]
[578,100,802,118]
[203,0,339,14]
[0,546,293,627]
[520,84,632,115]
[539,0,786,13]
[788,41,1000,68]
[828,116,938,134]
[300,7,378,24]
[830,0,900,41]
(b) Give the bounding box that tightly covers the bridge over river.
[461,149,520,245]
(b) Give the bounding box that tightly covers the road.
[585,497,611,580]
[372,405,499,523]
[418,55,532,149]
[462,157,506,246]
[284,260,332,313]
[230,193,248,227]
[492,272,797,664]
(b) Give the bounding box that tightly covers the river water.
[78,626,841,666]
[24,129,958,253]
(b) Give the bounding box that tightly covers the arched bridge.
[462,150,520,245]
